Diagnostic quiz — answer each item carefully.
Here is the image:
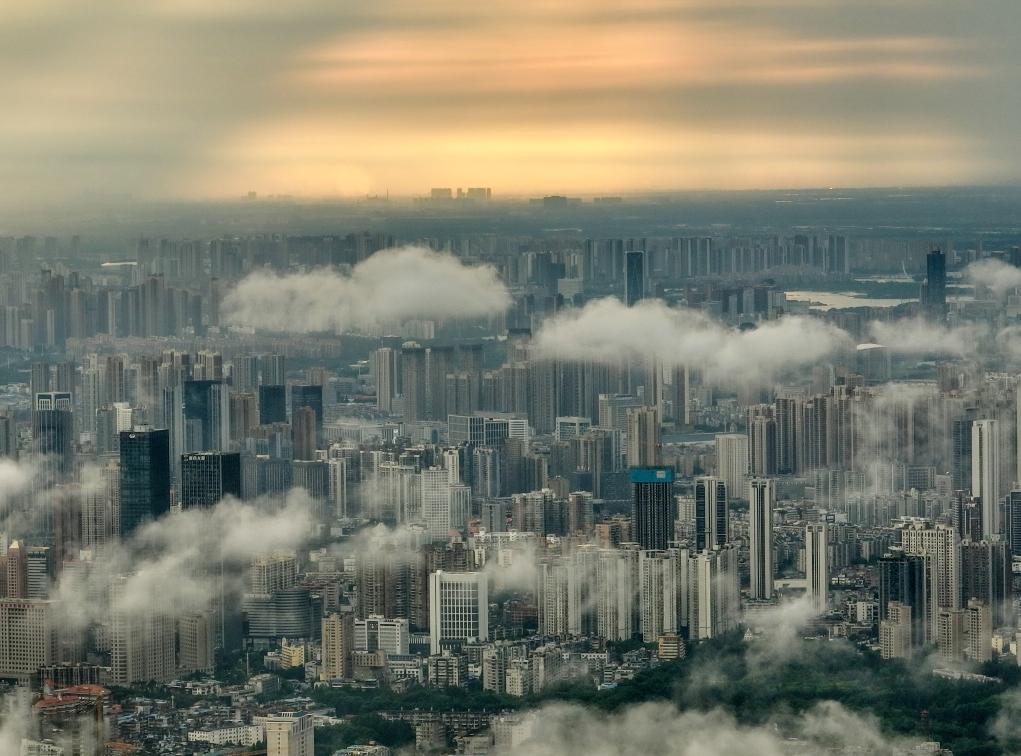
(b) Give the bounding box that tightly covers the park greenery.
[311,632,1021,756]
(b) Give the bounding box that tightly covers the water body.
[786,291,914,310]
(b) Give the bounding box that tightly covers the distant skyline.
[4,1,1021,205]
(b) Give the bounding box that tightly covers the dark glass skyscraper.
[259,384,287,425]
[119,428,171,536]
[923,249,947,317]
[183,379,228,451]
[624,250,645,307]
[32,392,73,488]
[181,451,242,509]
[630,466,676,550]
[878,548,927,649]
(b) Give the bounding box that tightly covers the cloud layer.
[221,246,510,334]
[530,297,852,386]
[504,699,929,756]
[965,258,1021,299]
[54,491,315,627]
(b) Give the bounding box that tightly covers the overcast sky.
[3,0,1020,203]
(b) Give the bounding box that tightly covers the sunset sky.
[4,0,1020,203]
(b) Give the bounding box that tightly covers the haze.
[4,0,1021,206]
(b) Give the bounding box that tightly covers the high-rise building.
[119,427,170,536]
[694,477,728,552]
[259,384,287,425]
[878,548,927,649]
[900,519,960,643]
[748,478,774,600]
[625,406,659,467]
[422,467,457,541]
[638,549,678,641]
[748,410,778,476]
[630,467,676,550]
[879,601,913,660]
[715,433,749,500]
[400,343,428,424]
[537,557,570,637]
[328,457,349,519]
[110,575,176,685]
[33,392,73,488]
[290,384,324,439]
[232,354,260,392]
[595,546,640,641]
[426,346,454,421]
[959,538,1011,626]
[805,523,829,614]
[688,545,740,639]
[265,713,314,756]
[183,379,230,452]
[429,570,488,654]
[972,419,1001,536]
[178,612,215,674]
[354,615,410,655]
[321,612,354,681]
[259,354,286,387]
[0,599,57,682]
[624,250,645,307]
[180,451,241,509]
[1006,490,1021,557]
[922,249,947,317]
[291,406,317,461]
[373,347,398,414]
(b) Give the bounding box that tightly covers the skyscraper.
[694,476,728,552]
[291,406,317,461]
[715,433,749,500]
[183,379,230,452]
[32,392,73,487]
[626,406,659,467]
[878,548,927,649]
[321,612,354,681]
[900,519,960,643]
[290,384,324,440]
[429,570,488,654]
[119,427,170,536]
[180,451,242,509]
[400,342,428,424]
[373,347,398,413]
[624,250,645,307]
[922,249,947,317]
[748,478,774,600]
[630,467,676,550]
[259,384,287,425]
[972,419,1001,536]
[805,523,829,614]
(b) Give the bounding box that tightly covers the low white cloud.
[867,318,987,356]
[501,699,928,756]
[53,490,315,627]
[965,258,1021,299]
[530,298,852,387]
[0,689,32,755]
[221,245,510,334]
[743,595,819,667]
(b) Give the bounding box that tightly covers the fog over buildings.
[5,2,1021,756]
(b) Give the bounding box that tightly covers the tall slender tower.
[748,478,775,600]
[805,522,829,614]
[694,476,728,552]
[972,419,1001,536]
